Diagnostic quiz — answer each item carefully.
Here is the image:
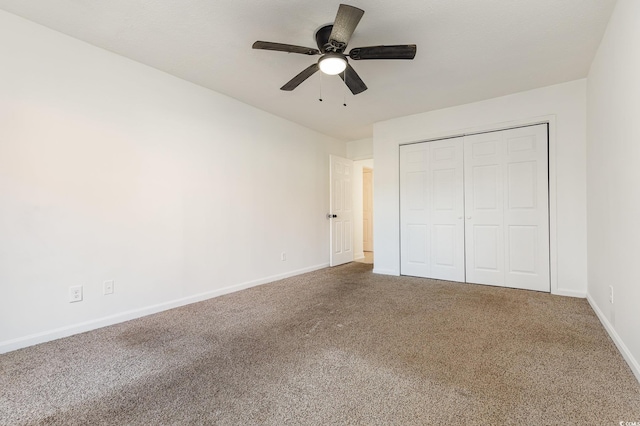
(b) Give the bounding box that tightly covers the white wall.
[0,10,345,352]
[346,138,373,161]
[351,160,374,260]
[373,79,587,297]
[586,0,640,382]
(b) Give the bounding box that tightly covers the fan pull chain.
[319,72,323,102]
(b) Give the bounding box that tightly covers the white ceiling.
[0,0,616,141]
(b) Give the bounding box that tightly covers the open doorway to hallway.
[353,160,373,265]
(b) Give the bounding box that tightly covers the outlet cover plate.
[103,280,114,295]
[69,285,83,303]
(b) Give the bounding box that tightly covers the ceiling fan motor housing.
[315,24,337,53]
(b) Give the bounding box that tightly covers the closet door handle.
[466,216,472,220]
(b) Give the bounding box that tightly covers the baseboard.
[373,268,399,276]
[354,252,365,261]
[0,263,329,354]
[552,288,586,298]
[587,293,640,384]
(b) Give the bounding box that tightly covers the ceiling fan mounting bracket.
[315,24,336,53]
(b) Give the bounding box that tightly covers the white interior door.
[363,168,373,252]
[464,124,549,291]
[399,124,550,292]
[503,125,549,291]
[464,131,506,286]
[330,155,354,266]
[400,138,465,281]
[429,139,465,281]
[400,144,430,277]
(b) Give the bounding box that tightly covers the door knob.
[466,216,472,219]
[326,213,338,219]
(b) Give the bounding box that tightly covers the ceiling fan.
[252,4,417,95]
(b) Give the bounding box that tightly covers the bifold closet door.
[464,124,549,292]
[400,138,465,281]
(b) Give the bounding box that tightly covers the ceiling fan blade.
[339,64,367,95]
[349,45,417,60]
[280,63,320,91]
[253,41,320,56]
[329,4,364,50]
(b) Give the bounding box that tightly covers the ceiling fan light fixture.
[318,53,347,75]
[254,4,415,94]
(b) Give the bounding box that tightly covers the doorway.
[353,159,374,264]
[362,167,373,263]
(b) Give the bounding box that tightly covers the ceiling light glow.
[319,54,347,75]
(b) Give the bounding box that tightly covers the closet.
[400,124,550,292]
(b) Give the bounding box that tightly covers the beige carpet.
[1,263,639,425]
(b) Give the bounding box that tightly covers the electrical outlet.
[69,285,83,303]
[609,285,614,304]
[103,280,114,295]
[281,252,286,261]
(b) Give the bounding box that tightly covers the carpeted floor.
[1,263,639,425]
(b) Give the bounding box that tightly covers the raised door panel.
[464,132,505,287]
[330,155,354,266]
[503,125,549,291]
[428,138,465,282]
[400,144,431,277]
[400,138,464,281]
